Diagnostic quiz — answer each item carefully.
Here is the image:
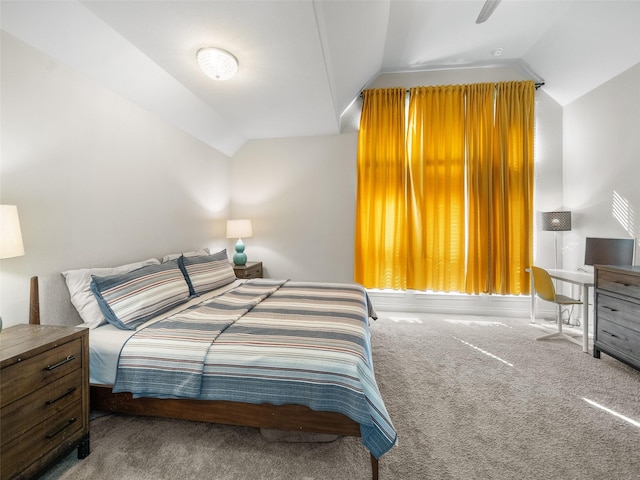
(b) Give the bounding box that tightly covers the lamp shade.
[197,47,238,81]
[542,211,571,232]
[0,205,25,259]
[226,219,253,239]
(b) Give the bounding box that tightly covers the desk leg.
[530,275,536,323]
[581,285,589,353]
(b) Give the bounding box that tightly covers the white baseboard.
[367,289,557,318]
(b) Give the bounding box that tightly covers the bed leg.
[370,453,379,480]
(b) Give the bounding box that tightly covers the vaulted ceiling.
[2,1,639,156]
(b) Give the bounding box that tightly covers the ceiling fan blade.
[476,0,502,24]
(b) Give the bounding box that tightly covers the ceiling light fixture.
[197,47,238,81]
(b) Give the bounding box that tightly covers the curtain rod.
[360,81,545,97]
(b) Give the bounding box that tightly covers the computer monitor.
[584,237,635,266]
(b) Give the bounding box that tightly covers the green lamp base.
[233,239,247,266]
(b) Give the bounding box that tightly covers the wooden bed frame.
[29,275,379,480]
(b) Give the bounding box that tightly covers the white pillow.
[161,248,210,263]
[63,258,160,329]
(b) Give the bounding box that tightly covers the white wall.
[0,33,232,327]
[563,64,640,271]
[533,90,566,269]
[229,134,358,283]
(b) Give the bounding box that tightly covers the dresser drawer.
[0,338,82,408]
[597,269,640,300]
[596,316,640,356]
[1,401,84,480]
[1,370,83,447]
[597,293,640,333]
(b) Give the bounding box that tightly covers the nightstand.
[1,324,90,480]
[233,261,263,279]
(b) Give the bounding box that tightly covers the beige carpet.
[42,312,640,479]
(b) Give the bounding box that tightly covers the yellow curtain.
[489,81,535,295]
[465,83,497,294]
[406,86,466,291]
[354,88,407,289]
[354,81,534,295]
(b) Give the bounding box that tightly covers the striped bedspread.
[113,279,396,458]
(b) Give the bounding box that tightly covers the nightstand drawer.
[0,338,82,408]
[243,264,262,278]
[1,370,83,446]
[1,401,83,480]
[233,261,263,279]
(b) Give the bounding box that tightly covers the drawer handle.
[602,329,619,339]
[45,417,77,439]
[602,306,618,312]
[45,355,75,371]
[46,387,77,405]
[613,281,633,288]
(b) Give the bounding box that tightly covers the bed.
[29,251,396,479]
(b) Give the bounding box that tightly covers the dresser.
[232,261,263,279]
[1,325,90,480]
[593,265,640,371]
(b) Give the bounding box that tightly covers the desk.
[529,268,594,353]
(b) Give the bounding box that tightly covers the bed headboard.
[30,275,83,327]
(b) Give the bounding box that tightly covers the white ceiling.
[2,0,639,156]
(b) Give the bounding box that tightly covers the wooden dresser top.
[595,265,640,276]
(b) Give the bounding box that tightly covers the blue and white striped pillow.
[91,260,190,330]
[179,250,237,296]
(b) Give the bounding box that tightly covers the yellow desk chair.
[531,266,583,347]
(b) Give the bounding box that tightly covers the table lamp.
[0,205,26,331]
[226,219,253,266]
